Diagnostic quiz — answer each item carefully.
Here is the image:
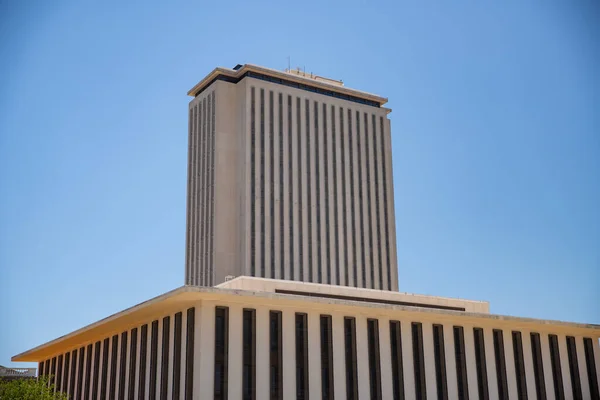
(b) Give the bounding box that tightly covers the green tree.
[0,376,68,400]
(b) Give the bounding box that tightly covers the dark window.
[38,361,44,379]
[530,333,547,400]
[214,306,229,400]
[109,335,118,400]
[306,98,313,283]
[69,349,78,398]
[372,114,383,289]
[364,112,375,289]
[270,311,283,400]
[389,321,405,400]
[473,328,489,400]
[77,347,85,400]
[63,353,70,395]
[260,88,265,279]
[314,101,322,284]
[295,313,309,400]
[100,338,109,400]
[433,325,448,400]
[128,329,138,400]
[250,87,256,276]
[344,317,358,400]
[287,95,294,281]
[453,326,469,400]
[243,309,256,400]
[118,332,127,400]
[51,357,56,387]
[566,336,582,400]
[331,105,339,285]
[56,355,63,392]
[512,331,528,400]
[270,90,275,279]
[356,111,366,288]
[323,103,331,285]
[368,319,382,400]
[45,359,49,384]
[320,315,334,400]
[296,97,303,281]
[84,344,93,400]
[138,325,148,400]
[172,312,183,400]
[548,334,565,400]
[92,341,101,400]
[185,308,195,400]
[83,344,93,400]
[149,320,159,400]
[279,92,284,280]
[340,107,348,286]
[493,330,509,400]
[379,117,391,290]
[160,316,170,400]
[348,108,357,287]
[412,322,426,400]
[583,337,600,400]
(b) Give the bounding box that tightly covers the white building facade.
[15,278,600,400]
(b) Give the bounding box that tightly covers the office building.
[184,64,398,290]
[12,64,600,399]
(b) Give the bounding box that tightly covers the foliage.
[0,376,68,400]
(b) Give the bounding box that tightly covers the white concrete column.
[576,336,591,400]
[463,326,480,400]
[443,324,459,400]
[327,104,338,286]
[227,305,243,399]
[594,337,600,398]
[167,314,175,400]
[300,97,309,283]
[196,304,213,400]
[306,312,321,400]
[384,117,399,290]
[282,309,297,400]
[367,113,381,290]
[358,112,371,289]
[521,331,537,400]
[484,328,499,400]
[558,334,573,398]
[375,114,389,290]
[355,315,370,400]
[351,109,363,288]
[282,92,291,281]
[179,311,187,400]
[308,100,319,284]
[291,96,301,282]
[379,317,394,400]
[255,307,270,399]
[264,89,273,280]
[155,318,163,398]
[422,323,437,399]
[502,329,519,399]
[540,334,556,400]
[104,337,112,399]
[332,313,347,400]
[342,107,354,288]
[144,327,152,400]
[401,321,416,400]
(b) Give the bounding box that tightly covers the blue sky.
[1,1,598,367]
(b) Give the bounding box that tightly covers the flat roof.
[13,283,600,362]
[187,64,389,108]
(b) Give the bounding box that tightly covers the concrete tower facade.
[184,64,398,290]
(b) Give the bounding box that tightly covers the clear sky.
[1,1,598,367]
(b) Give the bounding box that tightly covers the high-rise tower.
[184,64,398,290]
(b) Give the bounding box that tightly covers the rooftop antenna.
[287,56,291,72]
